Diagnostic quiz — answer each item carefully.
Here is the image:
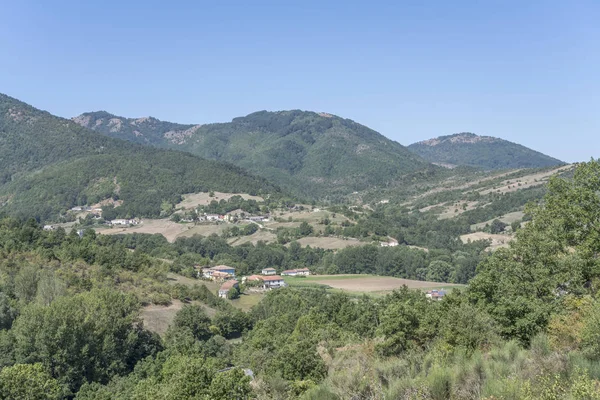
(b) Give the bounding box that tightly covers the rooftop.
[220,280,239,290]
[261,275,283,281]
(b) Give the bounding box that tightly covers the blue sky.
[1,1,598,162]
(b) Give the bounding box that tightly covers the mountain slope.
[407,132,564,170]
[0,94,280,221]
[74,110,429,198]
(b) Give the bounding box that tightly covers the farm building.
[261,275,287,289]
[244,275,286,289]
[426,290,446,301]
[108,219,138,226]
[205,214,223,222]
[380,240,399,247]
[201,265,236,280]
[218,280,239,298]
[261,267,277,275]
[281,268,310,276]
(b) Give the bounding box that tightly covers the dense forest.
[76,110,430,199]
[0,94,281,222]
[0,160,598,399]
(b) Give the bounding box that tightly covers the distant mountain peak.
[408,133,563,170]
[416,132,500,147]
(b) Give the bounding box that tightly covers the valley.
[0,92,597,400]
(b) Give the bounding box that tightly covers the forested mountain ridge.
[75,110,430,199]
[408,132,564,170]
[0,93,281,221]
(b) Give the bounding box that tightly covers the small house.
[281,268,310,276]
[261,275,286,289]
[218,280,239,298]
[261,267,277,275]
[201,265,236,279]
[426,290,446,301]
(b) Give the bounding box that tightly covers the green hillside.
[408,132,564,170]
[0,94,280,221]
[75,110,429,199]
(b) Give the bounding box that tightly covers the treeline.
[106,229,488,284]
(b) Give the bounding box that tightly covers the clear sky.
[1,1,598,162]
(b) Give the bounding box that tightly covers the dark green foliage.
[77,109,429,199]
[0,93,280,222]
[10,289,162,392]
[408,132,564,170]
[169,304,213,342]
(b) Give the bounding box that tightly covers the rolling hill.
[74,110,430,199]
[0,93,280,221]
[408,132,564,170]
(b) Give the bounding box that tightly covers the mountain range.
[0,92,567,222]
[0,94,279,221]
[74,110,429,199]
[408,132,564,170]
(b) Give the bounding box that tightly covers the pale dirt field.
[176,192,264,210]
[295,236,362,250]
[175,224,229,239]
[471,211,525,231]
[478,165,573,196]
[96,220,232,242]
[420,200,480,219]
[305,275,461,292]
[460,232,513,250]
[96,219,188,242]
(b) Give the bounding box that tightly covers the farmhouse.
[205,214,223,222]
[201,265,236,280]
[380,239,399,247]
[261,275,286,289]
[248,215,269,222]
[281,268,310,276]
[109,219,138,226]
[244,275,287,289]
[218,280,239,298]
[261,267,277,275]
[43,225,56,231]
[426,289,446,301]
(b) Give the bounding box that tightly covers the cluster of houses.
[197,214,269,223]
[198,264,312,298]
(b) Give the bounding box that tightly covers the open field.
[96,219,187,242]
[295,236,362,250]
[175,223,230,239]
[228,230,277,246]
[176,191,264,210]
[478,165,573,196]
[471,211,525,231]
[460,232,512,250]
[230,293,266,312]
[284,274,463,295]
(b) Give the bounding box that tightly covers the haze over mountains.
[408,132,564,170]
